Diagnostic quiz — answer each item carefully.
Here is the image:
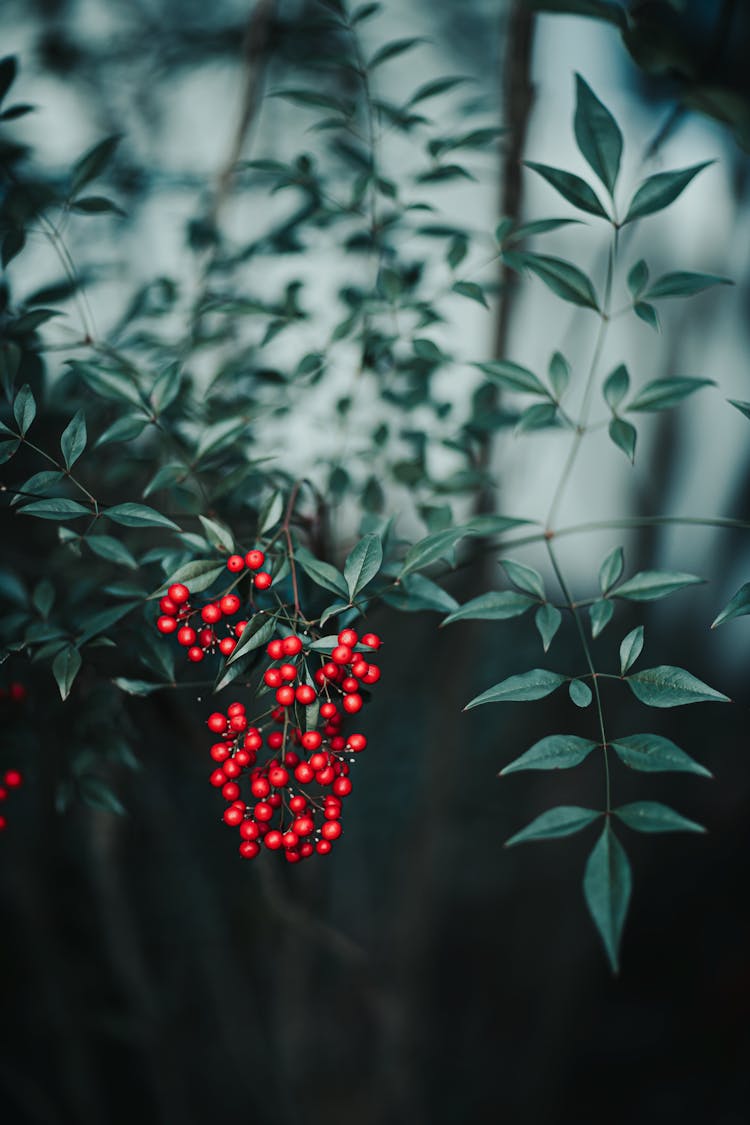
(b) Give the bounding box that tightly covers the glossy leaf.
[569,678,592,707]
[505,805,601,846]
[619,625,644,674]
[52,645,82,700]
[466,669,567,709]
[198,515,234,554]
[583,824,631,973]
[589,598,614,638]
[602,364,629,409]
[226,615,276,665]
[598,546,624,594]
[18,498,91,520]
[443,590,536,625]
[613,570,703,601]
[500,733,598,774]
[384,573,459,614]
[535,603,562,652]
[105,503,180,530]
[608,417,636,462]
[610,733,711,776]
[95,415,148,446]
[645,271,731,300]
[503,250,599,310]
[295,547,349,598]
[627,666,729,707]
[473,360,548,395]
[258,490,284,535]
[614,801,704,835]
[13,384,36,435]
[516,403,558,432]
[634,301,659,331]
[500,558,545,599]
[711,582,750,628]
[344,534,383,600]
[60,410,87,469]
[548,352,570,399]
[524,161,609,218]
[623,161,713,224]
[86,535,138,570]
[573,74,622,195]
[156,559,225,596]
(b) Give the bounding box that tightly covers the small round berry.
[254,802,273,822]
[282,831,299,850]
[314,669,327,686]
[0,815,6,831]
[264,829,283,850]
[321,820,342,841]
[363,665,381,685]
[222,781,240,802]
[330,736,346,752]
[264,669,282,689]
[240,820,260,841]
[207,712,227,734]
[275,686,295,707]
[347,733,367,752]
[268,766,289,787]
[224,759,242,779]
[341,676,359,694]
[289,795,307,814]
[351,659,369,678]
[331,644,352,665]
[251,777,271,799]
[320,702,338,719]
[245,549,265,571]
[227,555,245,573]
[157,615,178,635]
[254,571,273,590]
[293,815,314,837]
[210,742,230,762]
[210,769,227,788]
[201,603,222,625]
[229,714,247,733]
[268,792,282,809]
[294,762,315,784]
[239,840,260,859]
[223,806,244,827]
[234,748,251,768]
[317,766,335,785]
[168,584,190,605]
[177,626,197,647]
[219,637,237,656]
[322,662,339,680]
[282,635,303,656]
[309,751,327,771]
[220,594,241,616]
[316,839,332,855]
[244,732,263,752]
[159,596,178,616]
[285,849,301,864]
[198,628,215,648]
[188,647,204,662]
[333,777,353,797]
[279,663,297,683]
[267,639,285,660]
[8,682,26,702]
[338,628,358,647]
[300,842,314,858]
[227,702,245,717]
[267,731,283,750]
[342,693,363,714]
[4,769,22,789]
[300,730,322,751]
[235,621,248,637]
[360,632,381,649]
[295,684,316,705]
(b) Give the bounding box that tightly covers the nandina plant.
[0,0,745,971]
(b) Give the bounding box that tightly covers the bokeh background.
[2,1,750,1122]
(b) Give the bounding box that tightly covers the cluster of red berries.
[155,548,271,663]
[0,768,23,832]
[204,627,382,862]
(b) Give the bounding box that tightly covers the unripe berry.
[160,596,179,616]
[338,628,358,647]
[219,594,240,616]
[279,663,297,682]
[295,684,316,705]
[188,647,204,662]
[331,644,352,665]
[157,615,177,634]
[201,603,222,624]
[227,554,245,573]
[321,819,342,840]
[254,572,272,590]
[275,686,295,707]
[223,806,244,827]
[282,635,303,656]
[245,549,265,570]
[177,626,196,647]
[342,693,363,714]
[219,637,237,656]
[239,840,260,859]
[168,584,190,605]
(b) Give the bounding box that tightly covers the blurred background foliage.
[1,1,750,1123]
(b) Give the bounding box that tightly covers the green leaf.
[466,669,567,709]
[443,590,536,625]
[52,645,82,700]
[602,364,629,409]
[105,503,180,530]
[344,534,383,600]
[33,578,55,618]
[368,37,424,69]
[505,218,583,242]
[198,515,234,554]
[295,546,349,598]
[619,625,644,674]
[645,271,731,300]
[18,498,91,520]
[608,418,636,462]
[452,281,488,309]
[614,570,703,601]
[623,161,713,224]
[634,301,659,331]
[407,76,468,106]
[627,259,649,299]
[711,581,750,628]
[60,410,87,469]
[258,490,284,535]
[85,534,138,570]
[535,603,562,652]
[71,135,121,197]
[589,598,613,638]
[150,362,182,413]
[728,399,750,422]
[524,161,609,218]
[516,402,558,433]
[112,678,169,696]
[583,824,631,973]
[473,360,548,395]
[500,733,598,774]
[0,439,20,464]
[627,666,729,707]
[506,805,601,846]
[548,352,570,399]
[77,601,140,645]
[156,559,225,596]
[95,414,149,446]
[500,558,545,599]
[0,56,18,105]
[599,546,624,594]
[70,196,125,216]
[226,614,277,665]
[610,733,711,777]
[503,250,599,310]
[13,384,36,435]
[78,776,126,815]
[573,74,623,195]
[614,801,704,835]
[569,678,592,707]
[383,573,459,614]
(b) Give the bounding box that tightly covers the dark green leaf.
[516,402,559,432]
[112,678,169,696]
[614,801,704,834]
[407,76,468,105]
[95,414,149,447]
[0,56,17,105]
[60,410,87,469]
[70,196,125,216]
[627,666,729,707]
[573,74,623,195]
[33,579,55,618]
[86,534,138,570]
[77,601,139,645]
[589,598,613,638]
[583,824,631,973]
[728,399,750,423]
[344,534,383,599]
[52,645,82,700]
[599,546,624,593]
[78,776,126,815]
[18,498,91,520]
[105,503,180,530]
[442,590,536,625]
[634,301,659,331]
[500,733,597,774]
[603,364,629,409]
[452,281,488,309]
[156,559,225,596]
[503,250,599,310]
[569,678,593,707]
[627,259,649,299]
[548,352,570,399]
[623,161,713,224]
[525,161,609,218]
[226,615,276,665]
[505,217,583,243]
[535,603,562,652]
[506,805,601,846]
[368,37,424,69]
[711,581,750,628]
[198,515,234,554]
[71,135,121,197]
[383,573,459,614]
[629,377,714,413]
[645,271,731,300]
[608,417,636,462]
[500,558,545,599]
[466,669,567,709]
[610,733,711,776]
[0,439,20,464]
[619,625,643,674]
[474,359,548,395]
[295,546,349,598]
[614,570,703,601]
[13,384,36,435]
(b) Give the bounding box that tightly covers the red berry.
[159,596,178,616]
[330,735,346,752]
[157,615,177,634]
[198,628,215,648]
[168,584,190,605]
[201,603,222,624]
[222,781,240,802]
[331,644,352,665]
[351,659,369,678]
[210,742,230,762]
[341,676,359,694]
[219,637,237,656]
[263,669,281,689]
[255,801,273,822]
[235,621,248,637]
[338,628,358,647]
[321,820,342,841]
[240,820,260,841]
[4,769,22,789]
[276,686,295,707]
[342,693,363,714]
[360,633,381,649]
[269,766,289,787]
[227,702,245,717]
[239,840,260,858]
[282,831,299,850]
[188,647,204,662]
[245,549,265,570]
[300,842,314,858]
[220,594,240,616]
[224,760,242,779]
[223,806,244,827]
[295,684,316,705]
[289,795,307,814]
[293,816,314,837]
[285,849,301,864]
[320,702,338,719]
[309,751,328,772]
[227,554,245,573]
[207,712,227,733]
[251,777,271,798]
[333,777,352,797]
[348,733,367,752]
[322,662,339,680]
[267,639,284,660]
[279,663,297,683]
[254,572,272,590]
[363,665,381,685]
[294,762,315,784]
[234,748,251,767]
[268,731,283,750]
[8,682,26,702]
[315,839,332,855]
[282,635,303,656]
[210,769,227,787]
[244,732,263,752]
[177,626,196,647]
[229,714,247,733]
[264,829,283,850]
[301,730,322,751]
